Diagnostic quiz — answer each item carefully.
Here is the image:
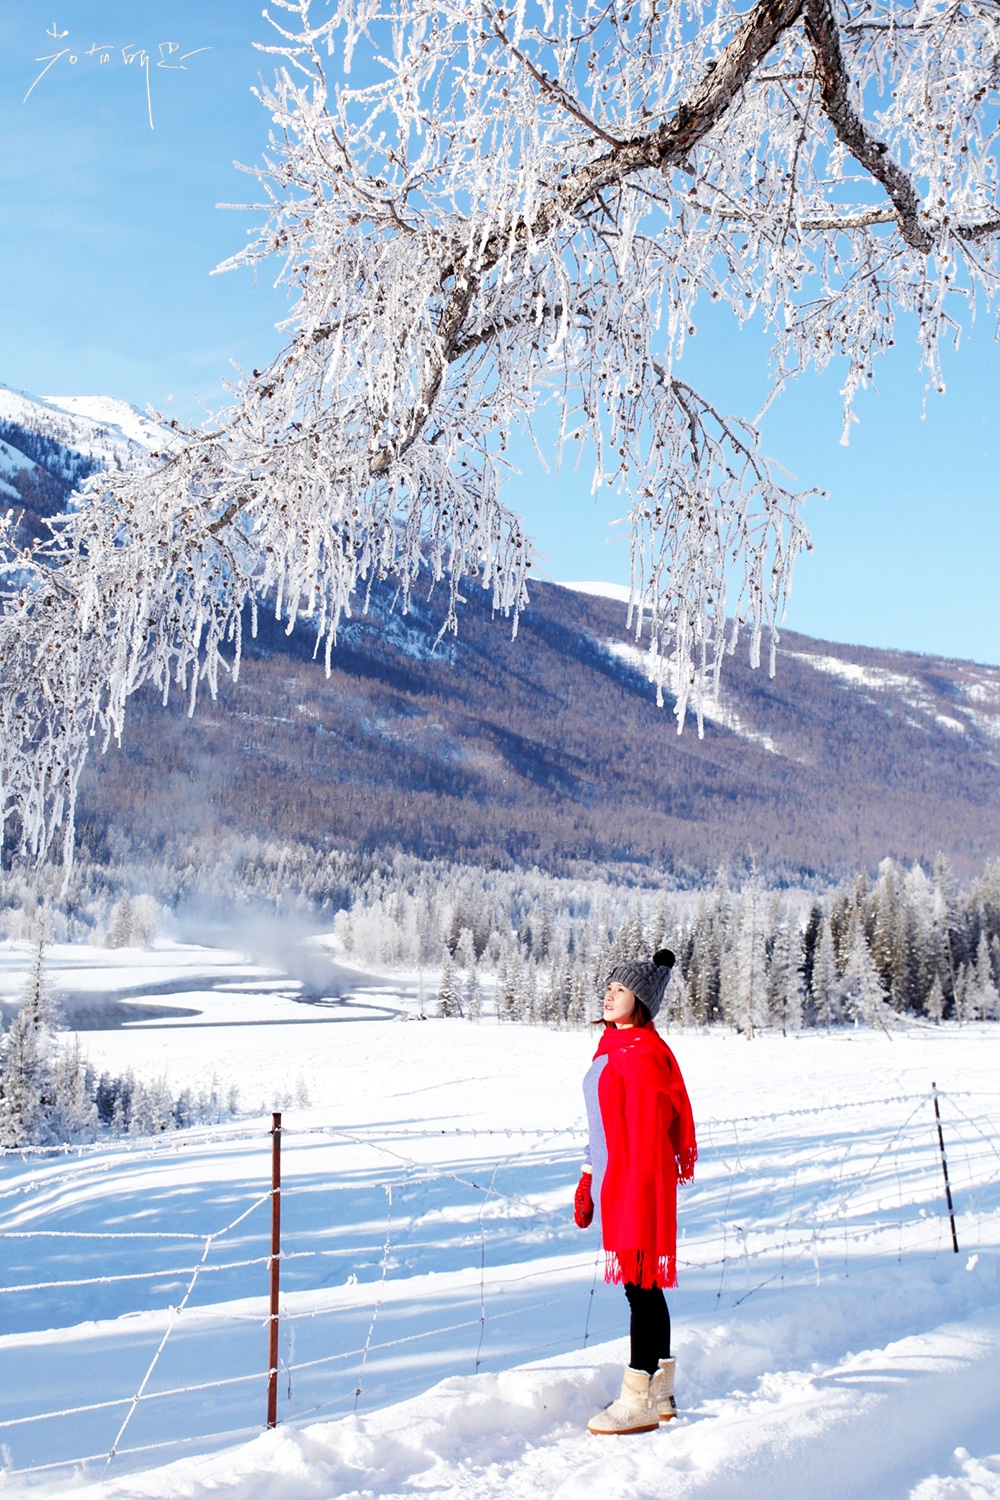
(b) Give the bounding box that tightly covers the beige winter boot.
[587,1366,659,1435]
[649,1357,677,1422]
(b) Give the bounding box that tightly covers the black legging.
[624,1282,671,1374]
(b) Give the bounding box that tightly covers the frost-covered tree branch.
[803,0,931,253]
[3,0,1000,864]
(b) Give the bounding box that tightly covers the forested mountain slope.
[5,381,997,882]
[75,577,1000,881]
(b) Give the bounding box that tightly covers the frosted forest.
[3,848,999,1150]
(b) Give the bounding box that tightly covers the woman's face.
[603,981,637,1027]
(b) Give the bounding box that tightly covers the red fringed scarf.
[594,1025,697,1290]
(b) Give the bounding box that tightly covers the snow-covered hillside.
[37,395,171,458]
[0,434,37,501]
[0,938,998,1499]
[558,583,1000,759]
[0,385,167,472]
[0,384,171,512]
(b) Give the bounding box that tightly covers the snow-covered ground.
[1,938,998,1498]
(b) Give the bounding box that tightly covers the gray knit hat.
[604,948,676,1020]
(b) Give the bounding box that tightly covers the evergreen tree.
[561,957,574,1024]
[107,895,135,949]
[0,940,59,1147]
[785,921,805,1034]
[498,952,517,1022]
[112,1071,136,1133]
[933,854,962,998]
[536,886,552,961]
[656,957,676,1030]
[437,950,459,1017]
[567,973,587,1029]
[980,860,1000,954]
[811,919,841,1029]
[464,966,482,1023]
[841,913,892,1032]
[848,870,872,943]
[454,926,477,973]
[541,961,564,1026]
[800,902,823,1007]
[46,1041,97,1143]
[18,939,58,1031]
[724,880,767,1037]
[130,1077,175,1135]
[650,897,669,955]
[609,904,645,966]
[511,956,530,1023]
[446,902,463,956]
[719,930,738,1032]
[173,1086,195,1128]
[525,961,539,1025]
[687,887,722,1026]
[769,917,803,1035]
[971,933,999,1020]
[907,863,947,1015]
[827,890,852,973]
[953,963,973,1024]
[484,928,503,969]
[872,859,914,1009]
[0,1006,45,1146]
[704,871,728,1023]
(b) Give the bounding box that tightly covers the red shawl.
[595,1025,697,1289]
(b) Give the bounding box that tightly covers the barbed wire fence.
[0,1087,997,1481]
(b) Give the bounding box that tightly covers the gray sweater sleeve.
[581,1054,608,1208]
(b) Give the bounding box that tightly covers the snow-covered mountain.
[0,385,170,534]
[0,385,166,475]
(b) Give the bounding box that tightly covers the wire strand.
[353,1184,392,1414]
[99,1191,270,1478]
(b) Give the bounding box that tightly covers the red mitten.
[574,1171,594,1228]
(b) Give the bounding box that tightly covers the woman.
[575,948,697,1435]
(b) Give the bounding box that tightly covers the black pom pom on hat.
[653,948,676,969]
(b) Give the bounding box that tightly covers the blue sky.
[2,1,998,665]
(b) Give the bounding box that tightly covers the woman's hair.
[631,999,652,1028]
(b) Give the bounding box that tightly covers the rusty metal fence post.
[267,1112,282,1428]
[931,1083,959,1254]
